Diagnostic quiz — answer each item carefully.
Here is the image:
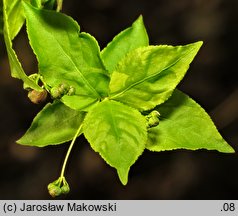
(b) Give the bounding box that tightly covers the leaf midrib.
[8,0,21,31]
[108,102,121,145]
[110,46,196,99]
[43,28,101,99]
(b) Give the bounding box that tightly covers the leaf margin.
[109,41,203,112]
[146,89,235,153]
[101,15,149,73]
[17,101,86,147]
[83,99,148,185]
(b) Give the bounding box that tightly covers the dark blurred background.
[0,0,238,199]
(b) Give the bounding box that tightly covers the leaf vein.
[45,29,100,99]
[111,46,196,99]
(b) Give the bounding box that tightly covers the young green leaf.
[4,0,30,40]
[83,100,147,185]
[3,0,42,91]
[60,63,109,111]
[61,95,100,112]
[17,101,85,147]
[101,15,149,72]
[146,89,235,153]
[23,3,109,111]
[109,42,203,111]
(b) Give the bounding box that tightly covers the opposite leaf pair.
[15,2,234,186]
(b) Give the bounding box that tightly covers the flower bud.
[47,183,62,198]
[50,86,61,99]
[28,89,47,104]
[67,86,75,96]
[61,183,70,194]
[58,83,70,94]
[148,116,160,127]
[47,177,70,197]
[146,110,160,128]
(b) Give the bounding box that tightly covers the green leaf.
[101,15,149,72]
[23,3,109,111]
[146,90,235,153]
[4,0,30,40]
[109,42,203,111]
[61,95,100,112]
[3,0,42,91]
[17,101,85,147]
[83,100,147,185]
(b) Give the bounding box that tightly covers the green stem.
[60,124,82,178]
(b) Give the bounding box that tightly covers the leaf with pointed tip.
[23,3,109,111]
[109,42,203,111]
[83,100,147,185]
[146,89,235,153]
[3,0,42,91]
[101,15,149,72]
[17,101,85,147]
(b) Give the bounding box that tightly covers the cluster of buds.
[146,110,160,128]
[47,176,70,197]
[50,83,75,99]
[24,74,76,104]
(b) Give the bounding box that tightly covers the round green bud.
[47,183,62,198]
[50,86,61,99]
[67,86,75,96]
[148,116,160,127]
[28,89,47,104]
[61,183,70,194]
[60,177,70,194]
[146,110,160,128]
[58,83,70,95]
